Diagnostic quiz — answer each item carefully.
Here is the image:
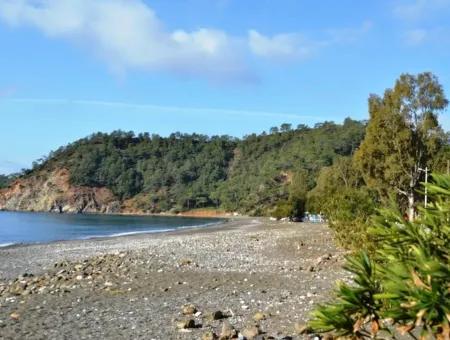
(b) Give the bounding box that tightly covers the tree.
[307,157,377,249]
[288,170,308,218]
[354,72,448,220]
[269,126,279,134]
[0,174,12,189]
[280,123,292,132]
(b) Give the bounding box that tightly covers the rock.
[10,312,20,321]
[321,334,334,340]
[202,331,218,340]
[294,322,310,335]
[241,326,260,339]
[307,266,315,272]
[176,319,196,329]
[210,310,225,320]
[179,259,193,266]
[220,320,236,339]
[253,312,267,322]
[182,304,197,315]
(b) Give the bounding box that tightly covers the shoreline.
[0,216,231,251]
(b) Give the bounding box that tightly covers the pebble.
[182,304,197,315]
[202,331,217,340]
[253,312,267,322]
[9,312,20,321]
[241,326,260,339]
[176,319,196,329]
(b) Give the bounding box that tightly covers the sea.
[0,211,222,247]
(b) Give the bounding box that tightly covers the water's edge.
[0,211,227,249]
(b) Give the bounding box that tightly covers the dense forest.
[12,118,366,216]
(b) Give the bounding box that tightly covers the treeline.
[21,119,366,215]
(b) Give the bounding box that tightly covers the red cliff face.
[0,168,121,213]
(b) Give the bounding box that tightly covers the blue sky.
[0,0,450,174]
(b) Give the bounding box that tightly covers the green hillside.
[19,119,366,215]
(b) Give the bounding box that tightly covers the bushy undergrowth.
[309,174,450,339]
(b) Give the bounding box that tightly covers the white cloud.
[248,21,372,62]
[248,30,316,61]
[0,0,371,80]
[394,0,450,21]
[0,0,251,82]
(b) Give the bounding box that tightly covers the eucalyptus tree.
[354,72,448,220]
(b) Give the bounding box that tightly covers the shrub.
[309,174,450,339]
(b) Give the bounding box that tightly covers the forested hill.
[1,119,365,215]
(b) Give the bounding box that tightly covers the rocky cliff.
[0,168,121,213]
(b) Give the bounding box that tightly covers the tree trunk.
[407,190,415,221]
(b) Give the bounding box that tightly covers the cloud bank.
[0,0,370,82]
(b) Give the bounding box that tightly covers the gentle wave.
[0,243,16,248]
[78,221,223,240]
[81,228,173,239]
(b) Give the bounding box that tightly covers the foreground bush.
[309,174,450,339]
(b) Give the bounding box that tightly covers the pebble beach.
[0,218,347,339]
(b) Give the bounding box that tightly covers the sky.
[0,0,450,174]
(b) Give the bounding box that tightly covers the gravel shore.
[0,218,347,339]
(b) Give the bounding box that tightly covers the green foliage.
[310,252,382,338]
[309,174,450,339]
[271,200,293,219]
[217,119,366,215]
[0,174,11,189]
[307,157,378,249]
[32,120,366,214]
[354,72,448,219]
[0,174,18,189]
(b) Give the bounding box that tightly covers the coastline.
[0,218,346,339]
[0,213,230,251]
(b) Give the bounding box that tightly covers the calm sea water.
[0,211,222,246]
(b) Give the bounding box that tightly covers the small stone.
[253,312,267,322]
[182,304,197,315]
[210,310,225,320]
[179,259,192,266]
[176,319,196,329]
[202,331,217,340]
[241,326,260,339]
[307,266,315,272]
[76,275,83,281]
[10,312,20,321]
[294,322,310,335]
[220,320,236,339]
